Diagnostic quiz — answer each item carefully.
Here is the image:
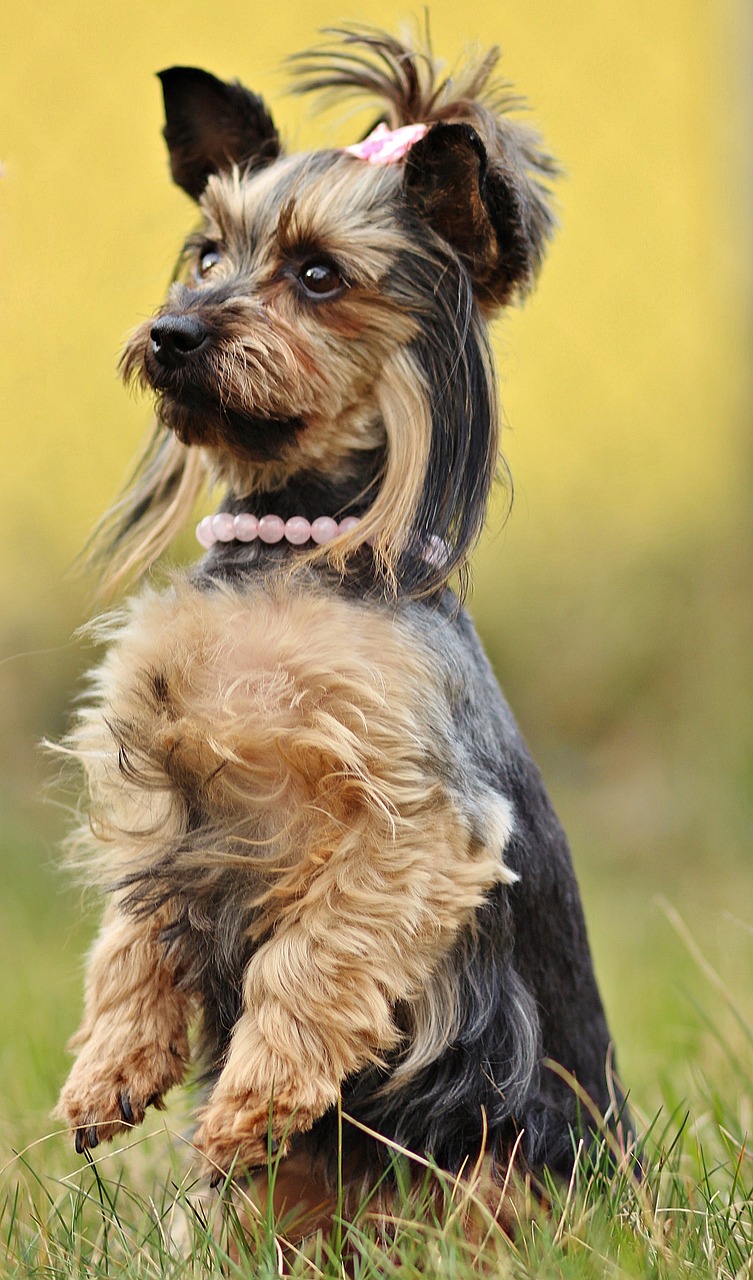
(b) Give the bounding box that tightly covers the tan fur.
[58,575,515,1170]
[55,904,193,1141]
[385,794,515,1094]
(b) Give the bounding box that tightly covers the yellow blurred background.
[0,0,751,1105]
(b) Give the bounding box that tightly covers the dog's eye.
[197,247,222,278]
[297,261,345,298]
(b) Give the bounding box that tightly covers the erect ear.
[403,122,553,305]
[157,67,281,201]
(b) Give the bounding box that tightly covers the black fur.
[159,67,280,200]
[405,122,548,301]
[390,243,499,597]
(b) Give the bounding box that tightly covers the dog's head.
[111,28,557,596]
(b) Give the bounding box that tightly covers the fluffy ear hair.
[404,121,553,305]
[158,66,281,200]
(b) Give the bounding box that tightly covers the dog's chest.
[102,574,448,785]
[86,576,469,894]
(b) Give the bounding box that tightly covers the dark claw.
[86,1126,99,1149]
[210,1169,226,1189]
[75,1128,86,1154]
[146,1092,161,1110]
[119,1092,134,1124]
[269,1138,280,1155]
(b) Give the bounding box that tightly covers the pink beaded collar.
[196,512,360,550]
[196,511,450,566]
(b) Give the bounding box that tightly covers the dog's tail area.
[82,424,205,597]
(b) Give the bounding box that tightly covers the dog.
[56,27,629,1203]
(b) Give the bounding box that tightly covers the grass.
[3,1081,753,1278]
[1,801,752,1277]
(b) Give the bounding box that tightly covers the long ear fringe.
[292,349,432,598]
[312,316,501,603]
[394,277,501,600]
[405,317,501,600]
[83,426,206,598]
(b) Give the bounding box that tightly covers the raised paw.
[194,1090,316,1185]
[56,1038,188,1154]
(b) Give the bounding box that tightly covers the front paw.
[194,1090,315,1184]
[56,1038,187,1153]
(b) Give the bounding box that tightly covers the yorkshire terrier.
[56,27,629,1204]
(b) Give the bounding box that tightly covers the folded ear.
[157,67,281,200]
[403,122,554,305]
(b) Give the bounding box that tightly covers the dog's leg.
[194,797,502,1178]
[56,903,191,1151]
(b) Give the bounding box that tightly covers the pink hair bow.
[344,121,428,165]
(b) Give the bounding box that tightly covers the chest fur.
[72,579,514,929]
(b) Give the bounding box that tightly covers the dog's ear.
[157,67,281,200]
[403,122,553,304]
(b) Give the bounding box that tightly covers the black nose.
[150,314,208,367]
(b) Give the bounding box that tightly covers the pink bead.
[211,513,236,542]
[310,516,339,545]
[338,516,361,534]
[425,535,450,567]
[258,514,285,544]
[285,516,312,545]
[196,516,216,549]
[233,514,258,541]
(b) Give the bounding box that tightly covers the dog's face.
[110,45,556,595]
[123,150,417,491]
